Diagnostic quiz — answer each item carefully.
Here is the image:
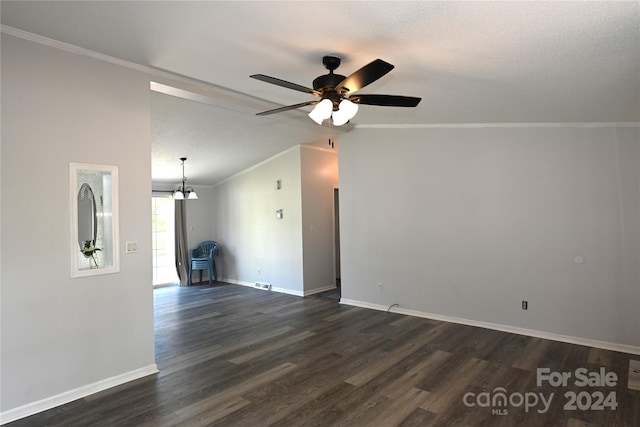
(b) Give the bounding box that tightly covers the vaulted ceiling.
[2,1,639,185]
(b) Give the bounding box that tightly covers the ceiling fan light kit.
[331,99,359,126]
[308,98,333,125]
[251,55,421,126]
[308,97,358,127]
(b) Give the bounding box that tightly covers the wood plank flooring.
[7,282,639,426]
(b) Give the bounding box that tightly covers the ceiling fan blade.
[256,100,319,116]
[334,59,395,95]
[349,94,421,107]
[250,74,321,96]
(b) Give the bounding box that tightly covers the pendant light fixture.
[174,157,198,201]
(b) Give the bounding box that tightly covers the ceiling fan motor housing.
[312,73,346,91]
[312,56,346,109]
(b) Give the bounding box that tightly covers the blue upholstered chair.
[189,241,219,285]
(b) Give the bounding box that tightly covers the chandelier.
[174,157,198,200]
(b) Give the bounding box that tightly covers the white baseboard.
[223,278,305,297]
[272,286,304,296]
[304,284,337,297]
[0,364,158,425]
[222,278,258,288]
[222,278,336,298]
[340,298,640,356]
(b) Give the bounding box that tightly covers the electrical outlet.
[378,283,383,292]
[522,300,528,310]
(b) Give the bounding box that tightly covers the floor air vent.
[254,282,272,291]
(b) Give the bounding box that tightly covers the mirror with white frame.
[70,162,119,277]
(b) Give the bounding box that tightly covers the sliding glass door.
[152,194,179,286]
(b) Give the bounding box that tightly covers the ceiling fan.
[250,56,421,126]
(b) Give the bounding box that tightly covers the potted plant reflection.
[81,239,102,268]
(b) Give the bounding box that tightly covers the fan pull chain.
[328,120,335,149]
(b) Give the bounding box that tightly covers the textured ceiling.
[2,1,639,185]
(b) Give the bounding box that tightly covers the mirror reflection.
[77,183,100,268]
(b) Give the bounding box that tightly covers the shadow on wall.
[218,246,233,282]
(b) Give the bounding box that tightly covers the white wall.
[301,146,339,293]
[1,35,156,418]
[339,125,639,350]
[185,185,215,248]
[211,145,339,295]
[212,146,304,293]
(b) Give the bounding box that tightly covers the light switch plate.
[125,241,138,253]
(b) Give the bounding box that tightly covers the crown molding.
[354,122,640,129]
[2,25,153,73]
[0,25,251,103]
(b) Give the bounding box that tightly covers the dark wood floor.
[8,282,639,426]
